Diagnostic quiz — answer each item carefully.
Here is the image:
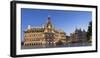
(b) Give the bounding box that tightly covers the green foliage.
[87,21,92,41]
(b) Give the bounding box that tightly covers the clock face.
[48,25,51,28]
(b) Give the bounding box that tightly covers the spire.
[83,29,86,32]
[44,16,53,29]
[47,15,51,24]
[75,27,78,33]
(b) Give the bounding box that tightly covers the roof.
[24,28,44,33]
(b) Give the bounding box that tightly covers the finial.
[48,15,51,20]
[48,15,50,17]
[47,15,51,24]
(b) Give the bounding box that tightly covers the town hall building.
[23,16,67,48]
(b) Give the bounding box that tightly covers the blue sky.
[21,8,92,41]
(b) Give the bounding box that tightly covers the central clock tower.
[44,16,54,32]
[44,16,55,47]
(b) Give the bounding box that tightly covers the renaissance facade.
[70,29,88,43]
[24,16,67,48]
